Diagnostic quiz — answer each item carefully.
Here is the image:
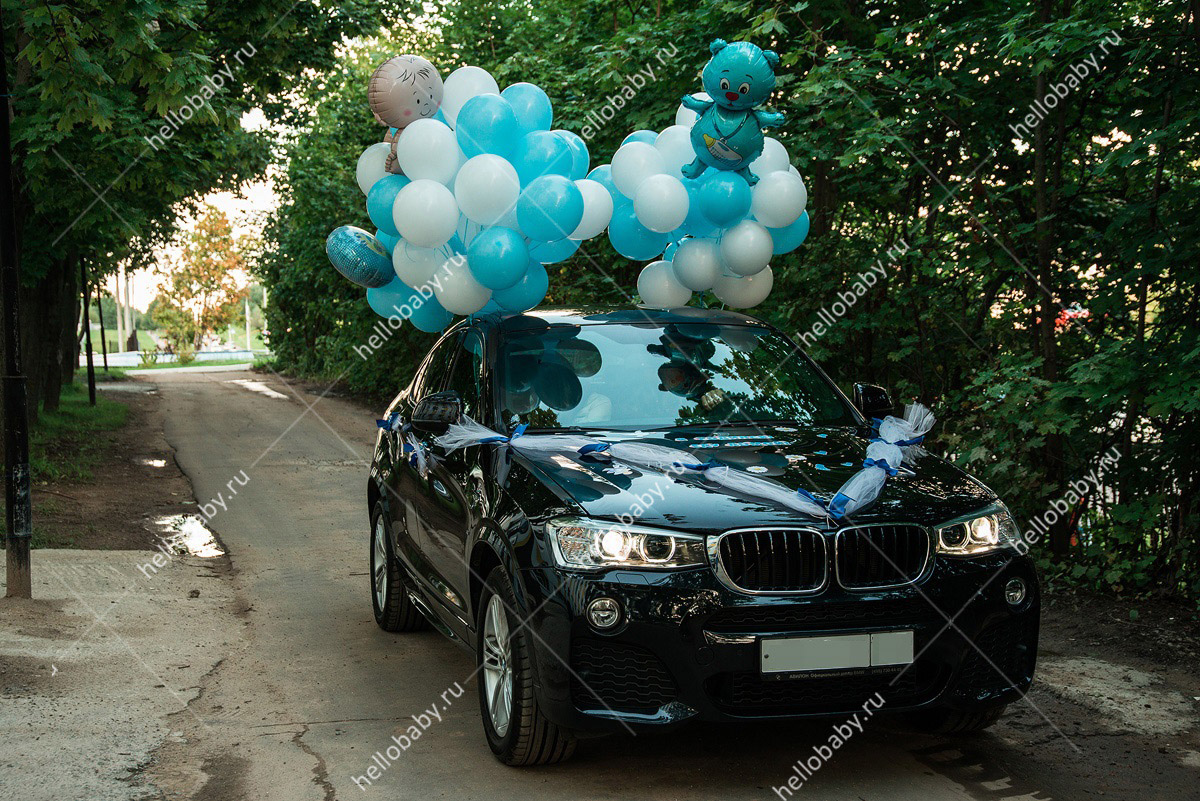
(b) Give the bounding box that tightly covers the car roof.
[460,306,773,334]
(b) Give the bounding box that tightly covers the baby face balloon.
[368,55,444,130]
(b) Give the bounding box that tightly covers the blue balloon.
[327,226,395,288]
[585,165,619,201]
[374,230,400,253]
[528,237,580,264]
[768,210,810,254]
[553,129,589,180]
[697,171,751,227]
[366,277,412,318]
[517,175,584,242]
[468,227,529,290]
[366,174,410,237]
[456,94,521,159]
[493,261,549,312]
[407,291,455,333]
[678,177,719,239]
[608,203,669,260]
[511,130,572,184]
[622,130,657,146]
[471,299,505,319]
[501,83,553,134]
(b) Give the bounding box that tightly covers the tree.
[258,0,1200,601]
[158,207,249,350]
[3,0,414,419]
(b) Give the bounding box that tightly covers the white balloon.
[393,179,459,248]
[392,240,447,288]
[638,260,692,308]
[674,92,712,127]
[434,255,492,315]
[671,237,722,291]
[749,137,789,177]
[356,142,392,195]
[454,154,519,225]
[610,142,665,198]
[440,66,500,128]
[570,179,614,240]
[655,125,695,175]
[395,119,461,184]
[751,171,808,228]
[720,220,774,276]
[713,266,774,309]
[633,174,689,233]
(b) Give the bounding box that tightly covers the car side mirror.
[853,383,894,419]
[412,391,461,435]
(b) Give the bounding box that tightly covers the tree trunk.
[40,253,75,413]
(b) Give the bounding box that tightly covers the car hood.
[515,424,996,534]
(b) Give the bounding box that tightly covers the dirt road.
[82,370,1200,799]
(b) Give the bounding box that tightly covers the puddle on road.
[151,514,225,558]
[227,379,289,400]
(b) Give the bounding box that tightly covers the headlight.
[934,502,1020,556]
[546,517,707,570]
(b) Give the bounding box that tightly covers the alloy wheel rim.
[373,517,387,610]
[481,594,513,737]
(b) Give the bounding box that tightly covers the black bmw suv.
[367,307,1038,765]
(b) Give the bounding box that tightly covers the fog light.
[1004,577,1027,606]
[587,597,621,630]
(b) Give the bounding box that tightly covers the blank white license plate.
[760,631,914,673]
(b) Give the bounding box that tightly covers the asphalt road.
[150,369,1199,801]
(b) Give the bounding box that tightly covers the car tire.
[906,703,1008,734]
[476,565,577,766]
[370,501,428,632]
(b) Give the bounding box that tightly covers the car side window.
[412,331,462,401]
[444,329,484,421]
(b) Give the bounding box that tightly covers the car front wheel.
[476,566,576,765]
[370,501,428,632]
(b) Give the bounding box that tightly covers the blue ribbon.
[480,423,527,445]
[675,458,722,471]
[827,492,853,519]
[863,457,899,476]
[872,434,925,447]
[577,442,611,457]
[375,412,401,431]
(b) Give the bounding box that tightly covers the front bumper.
[518,552,1039,733]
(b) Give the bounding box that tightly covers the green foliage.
[259,0,1200,600]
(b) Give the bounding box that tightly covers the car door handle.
[431,479,450,497]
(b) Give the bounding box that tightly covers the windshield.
[496,322,857,431]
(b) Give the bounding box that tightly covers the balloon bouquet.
[593,39,810,310]
[326,40,809,331]
[326,55,615,332]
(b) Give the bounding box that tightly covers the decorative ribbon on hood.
[809,403,937,519]
[434,417,831,520]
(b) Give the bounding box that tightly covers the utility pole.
[80,262,96,406]
[1,18,33,598]
[114,269,125,353]
[124,269,133,349]
[245,293,251,352]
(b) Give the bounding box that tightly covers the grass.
[29,379,128,482]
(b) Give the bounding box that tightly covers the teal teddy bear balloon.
[681,39,784,185]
